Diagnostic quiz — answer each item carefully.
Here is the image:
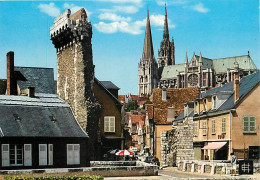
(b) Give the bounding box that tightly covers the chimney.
[234,62,239,102]
[6,51,17,95]
[162,86,167,100]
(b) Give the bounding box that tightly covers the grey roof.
[160,55,257,80]
[212,55,257,73]
[161,64,185,80]
[0,94,88,138]
[14,66,56,94]
[175,111,184,121]
[100,81,120,90]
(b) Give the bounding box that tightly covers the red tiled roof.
[152,88,200,125]
[130,114,146,124]
[138,100,146,106]
[128,94,139,101]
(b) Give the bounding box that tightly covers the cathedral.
[138,6,258,97]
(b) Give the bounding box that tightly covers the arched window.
[145,76,148,82]
[140,76,143,83]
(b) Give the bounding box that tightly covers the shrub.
[4,175,103,180]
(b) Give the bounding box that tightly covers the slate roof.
[100,81,120,90]
[0,93,88,138]
[160,54,257,80]
[161,64,185,80]
[213,55,257,73]
[14,66,56,94]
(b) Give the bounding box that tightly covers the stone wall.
[51,9,102,160]
[160,117,194,167]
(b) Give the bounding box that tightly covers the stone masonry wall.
[161,117,194,166]
[51,9,102,160]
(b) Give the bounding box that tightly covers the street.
[105,167,260,180]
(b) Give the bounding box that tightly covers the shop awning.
[202,142,227,151]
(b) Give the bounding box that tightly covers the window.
[48,144,53,166]
[202,120,207,136]
[194,122,198,136]
[10,144,23,166]
[222,118,226,133]
[243,116,256,133]
[24,144,32,166]
[67,144,80,165]
[104,116,115,132]
[212,119,216,134]
[212,96,216,109]
[2,144,9,167]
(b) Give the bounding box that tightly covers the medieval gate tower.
[50,9,101,159]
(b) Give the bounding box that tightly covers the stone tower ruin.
[50,8,101,159]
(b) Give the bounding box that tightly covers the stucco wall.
[155,125,172,162]
[231,85,260,158]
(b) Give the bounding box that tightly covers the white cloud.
[63,3,92,17]
[95,0,142,4]
[191,3,210,13]
[157,0,187,6]
[94,13,175,35]
[94,21,143,35]
[38,2,60,17]
[99,13,131,22]
[100,5,139,14]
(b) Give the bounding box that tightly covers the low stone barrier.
[0,161,158,177]
[177,160,260,175]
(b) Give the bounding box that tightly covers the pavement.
[105,167,260,180]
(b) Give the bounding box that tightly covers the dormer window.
[212,96,216,109]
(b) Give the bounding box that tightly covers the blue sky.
[0,0,259,95]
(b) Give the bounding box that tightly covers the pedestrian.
[230,152,237,176]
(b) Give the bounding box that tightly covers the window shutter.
[110,117,115,132]
[104,117,110,132]
[24,144,32,166]
[250,117,255,132]
[222,118,226,133]
[2,144,9,167]
[73,144,80,165]
[39,144,47,166]
[243,117,249,132]
[48,144,53,166]
[67,144,73,165]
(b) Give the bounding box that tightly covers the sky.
[0,0,259,95]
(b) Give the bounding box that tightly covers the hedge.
[4,175,104,180]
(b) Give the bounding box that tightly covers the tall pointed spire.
[142,9,154,60]
[163,4,169,40]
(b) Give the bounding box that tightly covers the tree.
[142,100,153,109]
[125,101,138,112]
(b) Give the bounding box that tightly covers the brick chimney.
[6,51,17,95]
[233,62,239,102]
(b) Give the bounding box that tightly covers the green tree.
[142,100,153,109]
[125,101,138,112]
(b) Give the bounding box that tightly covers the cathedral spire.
[163,4,169,40]
[142,9,154,60]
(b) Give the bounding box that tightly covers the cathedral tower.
[138,10,158,97]
[158,5,175,70]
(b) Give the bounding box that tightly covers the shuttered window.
[39,144,47,166]
[243,116,256,133]
[24,144,32,166]
[222,118,226,133]
[104,116,115,132]
[48,144,53,166]
[67,144,80,165]
[2,144,9,167]
[212,119,216,134]
[202,120,207,136]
